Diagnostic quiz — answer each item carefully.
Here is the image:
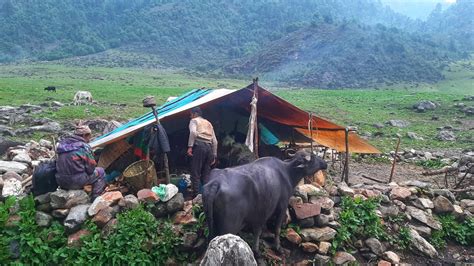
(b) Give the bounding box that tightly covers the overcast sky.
[380,0,456,20]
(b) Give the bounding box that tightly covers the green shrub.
[430,214,474,249]
[416,159,447,169]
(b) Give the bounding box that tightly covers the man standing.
[56,125,106,199]
[187,107,217,197]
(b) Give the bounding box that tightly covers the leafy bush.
[416,159,447,169]
[430,215,474,249]
[331,196,387,253]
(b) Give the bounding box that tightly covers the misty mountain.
[224,22,457,88]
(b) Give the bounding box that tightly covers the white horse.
[73,91,93,105]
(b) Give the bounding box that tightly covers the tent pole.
[389,136,401,183]
[344,128,349,184]
[309,112,313,154]
[253,77,259,158]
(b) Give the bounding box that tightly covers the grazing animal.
[44,86,56,92]
[203,150,327,254]
[73,91,93,105]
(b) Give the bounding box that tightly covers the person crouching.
[55,125,105,199]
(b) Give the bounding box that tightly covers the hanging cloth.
[245,95,258,152]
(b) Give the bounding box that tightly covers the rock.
[64,204,90,233]
[433,195,454,214]
[150,203,168,218]
[103,120,122,135]
[318,242,331,255]
[183,232,198,249]
[406,206,441,230]
[12,153,32,164]
[285,228,302,245]
[67,229,91,247]
[309,197,334,211]
[36,202,52,212]
[18,122,61,134]
[409,224,432,238]
[35,211,53,227]
[88,191,123,216]
[390,187,411,200]
[373,123,385,129]
[338,182,354,197]
[378,205,399,218]
[173,211,197,225]
[432,189,456,202]
[365,238,385,255]
[34,193,51,204]
[354,239,364,249]
[298,217,315,228]
[118,194,139,210]
[300,227,337,242]
[460,199,474,213]
[413,198,434,209]
[137,189,159,203]
[386,120,410,128]
[413,100,437,112]
[1,178,23,197]
[166,193,184,213]
[296,184,324,197]
[92,206,113,228]
[0,177,3,189]
[293,203,321,220]
[452,205,464,219]
[313,254,331,265]
[436,130,456,141]
[200,234,257,266]
[383,251,400,264]
[333,251,356,265]
[407,132,424,140]
[0,125,15,136]
[314,214,333,227]
[52,209,70,219]
[301,242,319,253]
[50,189,90,209]
[409,228,438,258]
[289,196,303,207]
[3,171,22,181]
[192,194,203,205]
[101,218,118,238]
[0,161,28,174]
[378,260,391,266]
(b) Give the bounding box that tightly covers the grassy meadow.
[0,60,472,152]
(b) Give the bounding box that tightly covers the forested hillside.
[0,0,471,88]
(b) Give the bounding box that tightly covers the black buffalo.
[44,86,56,92]
[203,150,327,254]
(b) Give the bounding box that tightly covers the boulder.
[285,228,302,245]
[318,241,331,255]
[301,242,319,253]
[296,184,324,197]
[118,194,140,210]
[0,125,15,136]
[338,182,354,197]
[137,189,159,203]
[300,227,337,242]
[293,203,321,220]
[92,206,113,228]
[383,251,400,264]
[409,224,432,238]
[365,238,385,255]
[460,199,474,213]
[413,198,434,210]
[67,230,91,247]
[173,211,197,225]
[378,260,391,266]
[3,171,22,181]
[0,161,28,174]
[378,205,399,218]
[432,189,456,202]
[52,209,70,219]
[200,234,257,266]
[101,218,118,238]
[150,203,168,218]
[64,204,90,233]
[103,120,122,135]
[407,132,424,140]
[400,180,431,189]
[386,120,410,128]
[35,211,53,227]
[436,130,456,141]
[433,195,454,214]
[34,192,51,205]
[88,191,123,216]
[406,206,441,230]
[314,214,333,227]
[332,251,356,265]
[50,189,90,209]
[413,101,437,112]
[390,187,411,200]
[12,153,32,164]
[309,196,334,211]
[166,193,184,213]
[183,232,199,249]
[1,178,23,197]
[298,217,315,228]
[409,229,438,258]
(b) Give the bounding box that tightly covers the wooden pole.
[253,78,259,158]
[309,112,313,154]
[388,136,401,183]
[344,128,349,183]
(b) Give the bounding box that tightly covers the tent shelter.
[90,82,379,173]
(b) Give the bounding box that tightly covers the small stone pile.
[24,186,193,247]
[286,180,473,265]
[0,139,56,197]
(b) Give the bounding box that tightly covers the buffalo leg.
[252,226,263,256]
[272,207,285,253]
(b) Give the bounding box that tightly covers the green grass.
[0,60,472,152]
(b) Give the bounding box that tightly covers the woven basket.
[122,160,157,193]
